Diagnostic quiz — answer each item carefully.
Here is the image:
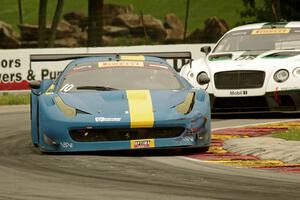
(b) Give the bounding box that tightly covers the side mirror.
[29,80,41,89]
[197,72,210,85]
[200,46,211,55]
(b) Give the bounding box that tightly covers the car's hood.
[58,90,189,115]
[206,50,300,72]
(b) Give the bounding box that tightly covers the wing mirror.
[200,46,211,55]
[197,72,210,85]
[29,80,41,89]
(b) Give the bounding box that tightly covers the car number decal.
[235,55,256,61]
[60,83,74,93]
[130,139,155,149]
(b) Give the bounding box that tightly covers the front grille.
[69,127,185,142]
[212,96,269,113]
[214,70,265,89]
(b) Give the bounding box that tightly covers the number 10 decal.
[60,83,74,93]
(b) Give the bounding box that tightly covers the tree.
[271,0,281,21]
[239,0,300,23]
[87,0,103,46]
[38,0,48,48]
[18,0,23,25]
[48,0,64,47]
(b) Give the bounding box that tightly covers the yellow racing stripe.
[126,90,154,128]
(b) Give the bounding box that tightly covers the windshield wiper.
[76,86,118,91]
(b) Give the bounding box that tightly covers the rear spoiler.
[30,52,192,72]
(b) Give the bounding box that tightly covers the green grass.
[0,93,30,105]
[272,128,300,141]
[1,0,264,34]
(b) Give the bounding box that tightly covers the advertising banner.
[0,44,210,92]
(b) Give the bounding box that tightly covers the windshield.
[58,61,183,92]
[213,28,300,53]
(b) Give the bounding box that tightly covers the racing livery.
[29,55,211,152]
[181,22,300,113]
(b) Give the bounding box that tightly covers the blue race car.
[29,55,211,152]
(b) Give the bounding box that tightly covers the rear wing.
[29,52,192,73]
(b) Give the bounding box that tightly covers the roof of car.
[229,21,300,32]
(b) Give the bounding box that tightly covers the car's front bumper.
[40,133,211,152]
[210,90,300,113]
[38,108,211,152]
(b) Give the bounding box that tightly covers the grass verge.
[0,93,30,105]
[272,128,300,141]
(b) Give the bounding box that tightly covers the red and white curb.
[183,121,300,173]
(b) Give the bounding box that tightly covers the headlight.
[176,92,195,114]
[196,72,210,85]
[274,69,289,83]
[293,67,300,77]
[54,96,76,117]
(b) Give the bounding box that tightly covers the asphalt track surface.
[0,107,299,200]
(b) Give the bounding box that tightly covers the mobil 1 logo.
[229,90,248,96]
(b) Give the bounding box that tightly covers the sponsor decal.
[95,117,122,122]
[98,61,144,68]
[229,90,248,96]
[130,139,155,149]
[41,69,62,80]
[252,28,290,35]
[0,59,23,84]
[60,142,73,148]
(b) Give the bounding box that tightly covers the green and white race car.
[181,22,300,113]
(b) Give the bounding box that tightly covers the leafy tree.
[239,0,300,23]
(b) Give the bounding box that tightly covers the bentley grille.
[214,70,265,89]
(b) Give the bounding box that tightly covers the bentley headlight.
[196,72,210,85]
[293,67,300,77]
[274,69,289,83]
[54,96,76,117]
